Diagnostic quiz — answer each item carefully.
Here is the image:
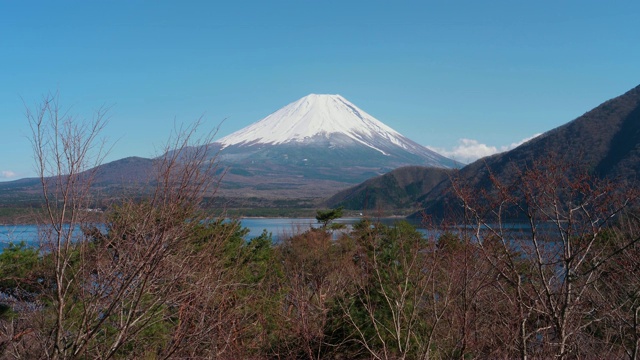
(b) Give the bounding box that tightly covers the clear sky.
[1,1,639,180]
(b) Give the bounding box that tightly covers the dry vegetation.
[1,96,640,359]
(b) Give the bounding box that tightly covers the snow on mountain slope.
[217,94,418,155]
[214,94,458,170]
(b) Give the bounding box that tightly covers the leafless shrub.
[451,156,640,359]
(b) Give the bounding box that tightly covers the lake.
[0,217,420,250]
[0,225,40,250]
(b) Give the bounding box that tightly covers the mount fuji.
[0,94,456,207]
[207,94,456,199]
[217,94,452,163]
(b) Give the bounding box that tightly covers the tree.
[584,214,640,359]
[316,207,345,230]
[25,92,109,359]
[5,92,264,359]
[450,156,640,359]
[336,220,456,360]
[272,227,355,359]
[0,242,39,298]
[0,241,41,357]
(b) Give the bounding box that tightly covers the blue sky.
[1,1,639,179]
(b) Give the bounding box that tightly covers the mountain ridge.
[410,83,640,219]
[0,94,456,207]
[325,166,455,212]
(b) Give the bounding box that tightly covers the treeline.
[2,203,640,358]
[1,95,639,359]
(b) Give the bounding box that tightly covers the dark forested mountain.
[325,166,455,211]
[413,83,640,218]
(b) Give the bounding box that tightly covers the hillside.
[325,166,455,211]
[414,83,640,219]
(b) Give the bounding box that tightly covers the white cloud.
[428,133,542,164]
[429,139,498,164]
[1,170,17,179]
[503,133,541,151]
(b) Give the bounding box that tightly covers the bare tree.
[451,157,639,359]
[585,212,640,359]
[272,227,355,359]
[26,92,109,360]
[337,220,457,360]
[13,93,257,359]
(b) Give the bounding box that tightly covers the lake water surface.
[0,217,421,251]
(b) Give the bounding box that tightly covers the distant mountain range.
[327,84,640,216]
[0,94,456,206]
[3,85,639,215]
[190,94,457,200]
[413,83,640,218]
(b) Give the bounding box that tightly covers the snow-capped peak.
[216,94,411,153]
